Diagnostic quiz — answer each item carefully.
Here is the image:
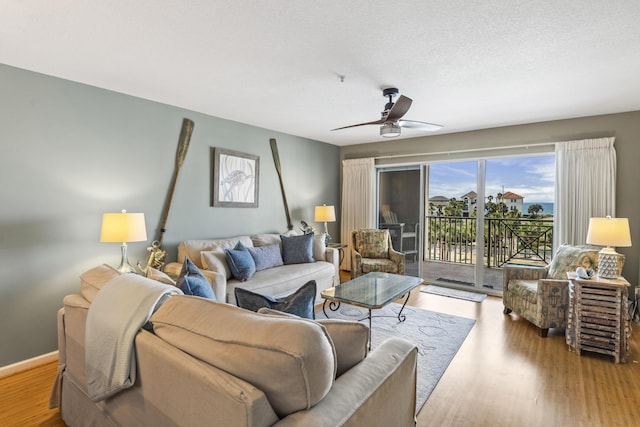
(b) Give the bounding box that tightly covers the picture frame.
[212,147,259,208]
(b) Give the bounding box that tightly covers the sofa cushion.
[225,241,257,282]
[509,280,539,305]
[147,267,176,286]
[354,229,390,259]
[247,243,284,271]
[281,233,314,264]
[226,261,336,305]
[80,264,122,303]
[235,280,316,319]
[150,296,336,418]
[361,258,401,274]
[200,249,231,279]
[176,257,216,300]
[258,308,369,377]
[547,245,599,280]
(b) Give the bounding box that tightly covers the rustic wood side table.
[566,272,630,363]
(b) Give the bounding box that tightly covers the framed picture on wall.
[211,147,259,208]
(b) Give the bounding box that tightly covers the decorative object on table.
[300,220,316,235]
[314,204,336,244]
[585,216,632,278]
[139,117,194,275]
[269,138,293,230]
[575,267,595,279]
[100,210,148,274]
[212,147,259,208]
[235,280,317,319]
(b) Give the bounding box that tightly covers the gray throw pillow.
[225,241,257,282]
[247,244,284,271]
[176,257,216,300]
[280,233,315,264]
[235,280,317,319]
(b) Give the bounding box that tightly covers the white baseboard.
[0,351,59,379]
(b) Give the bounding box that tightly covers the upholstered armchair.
[351,229,405,279]
[502,244,599,337]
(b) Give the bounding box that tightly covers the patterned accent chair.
[351,229,405,279]
[502,244,599,337]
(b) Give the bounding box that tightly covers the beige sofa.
[164,233,339,305]
[50,265,419,427]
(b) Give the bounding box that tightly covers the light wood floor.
[2,283,639,427]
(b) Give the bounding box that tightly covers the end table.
[566,272,631,363]
[327,242,347,265]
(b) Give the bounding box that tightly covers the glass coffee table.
[321,272,423,350]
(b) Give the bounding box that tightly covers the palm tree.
[528,204,544,218]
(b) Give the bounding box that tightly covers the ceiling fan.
[332,88,443,138]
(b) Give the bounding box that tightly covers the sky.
[428,154,555,203]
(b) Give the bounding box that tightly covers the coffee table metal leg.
[322,299,341,318]
[368,308,372,351]
[396,292,411,322]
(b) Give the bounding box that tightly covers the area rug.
[421,284,487,302]
[316,303,475,412]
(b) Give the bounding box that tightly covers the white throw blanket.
[85,274,182,401]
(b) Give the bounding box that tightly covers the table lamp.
[100,210,148,274]
[586,216,632,278]
[314,204,336,244]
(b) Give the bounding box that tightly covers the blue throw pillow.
[235,280,317,319]
[176,257,216,300]
[225,241,257,282]
[247,244,284,271]
[280,233,315,264]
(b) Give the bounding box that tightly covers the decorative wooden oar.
[270,138,293,230]
[140,118,194,274]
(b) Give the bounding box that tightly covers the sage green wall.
[0,64,340,366]
[341,111,640,289]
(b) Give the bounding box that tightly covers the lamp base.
[323,222,332,244]
[597,248,622,279]
[117,243,140,274]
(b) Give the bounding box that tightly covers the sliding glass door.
[376,166,423,277]
[425,155,555,293]
[425,160,482,289]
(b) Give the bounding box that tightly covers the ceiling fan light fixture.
[380,122,401,138]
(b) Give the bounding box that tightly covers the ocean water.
[522,202,554,215]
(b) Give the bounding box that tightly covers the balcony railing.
[426,216,554,268]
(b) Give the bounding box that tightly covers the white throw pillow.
[200,249,231,279]
[313,232,327,262]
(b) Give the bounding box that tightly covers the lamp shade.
[100,210,147,243]
[314,205,336,223]
[586,217,632,248]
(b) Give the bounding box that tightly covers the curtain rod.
[374,141,557,160]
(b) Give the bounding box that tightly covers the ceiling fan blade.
[386,95,412,121]
[398,119,443,131]
[331,118,385,131]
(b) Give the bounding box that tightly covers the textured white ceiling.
[2,0,640,146]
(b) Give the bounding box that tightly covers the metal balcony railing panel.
[426,216,553,268]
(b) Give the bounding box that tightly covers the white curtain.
[555,137,616,247]
[341,158,376,270]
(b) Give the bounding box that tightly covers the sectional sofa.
[50,264,419,426]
